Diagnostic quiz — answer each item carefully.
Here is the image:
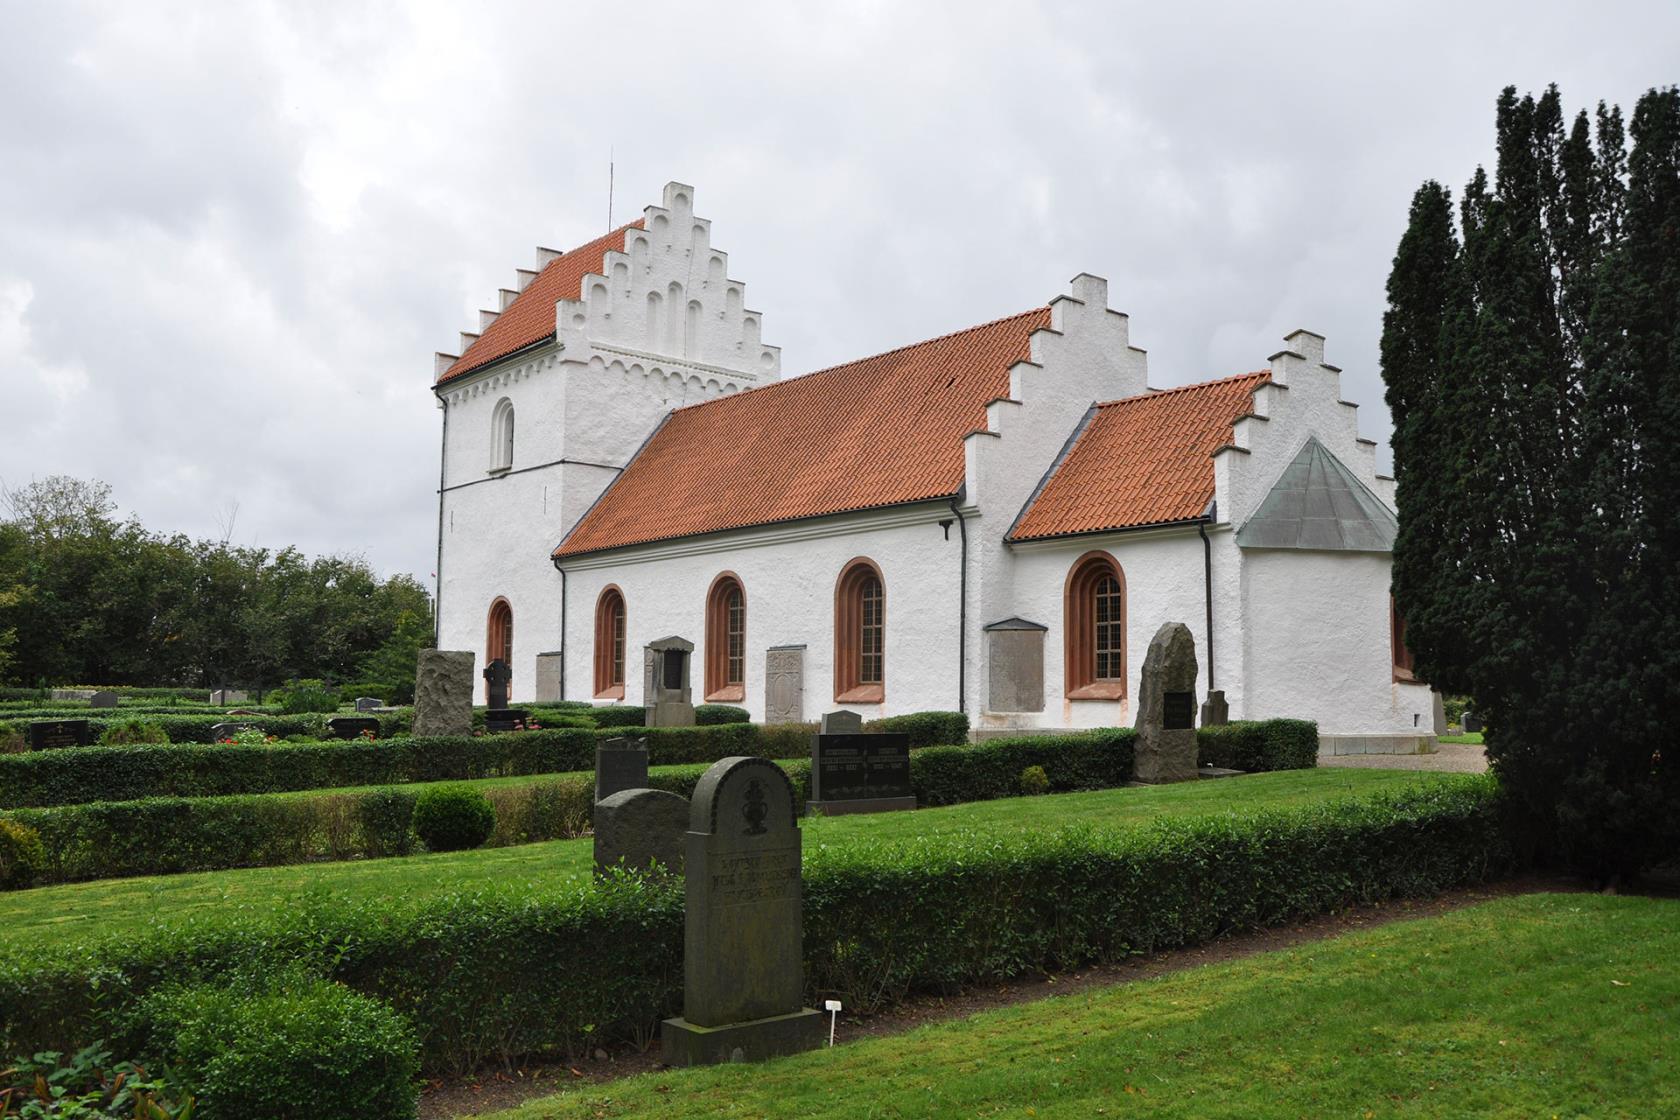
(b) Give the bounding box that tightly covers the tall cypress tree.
[1383,85,1680,884]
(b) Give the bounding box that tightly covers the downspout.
[1197,512,1215,691]
[551,558,567,700]
[946,493,969,714]
[433,398,449,645]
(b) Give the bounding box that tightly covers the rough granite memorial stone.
[661,757,823,1066]
[596,736,650,802]
[1133,622,1200,784]
[644,636,696,727]
[28,719,91,750]
[764,645,805,724]
[593,788,690,878]
[413,650,474,738]
[88,691,119,709]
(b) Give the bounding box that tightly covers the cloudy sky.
[3,2,1674,582]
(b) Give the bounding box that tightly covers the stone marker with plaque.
[326,716,379,741]
[28,719,91,750]
[661,757,824,1066]
[595,736,650,802]
[1133,621,1200,784]
[807,710,914,816]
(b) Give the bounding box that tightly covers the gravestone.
[595,736,650,802]
[1461,708,1482,734]
[764,645,805,724]
[644,636,696,728]
[88,690,119,709]
[28,719,91,750]
[485,708,528,733]
[209,689,248,705]
[593,788,689,878]
[1432,692,1447,737]
[534,651,564,703]
[1133,622,1200,784]
[210,722,253,741]
[808,712,914,816]
[1199,689,1229,727]
[354,696,384,713]
[984,617,1048,713]
[326,716,379,741]
[483,658,512,710]
[413,650,474,738]
[661,757,823,1066]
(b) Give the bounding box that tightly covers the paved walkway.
[1318,740,1488,773]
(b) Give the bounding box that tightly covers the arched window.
[834,558,885,703]
[594,586,626,698]
[1391,596,1417,682]
[486,598,513,697]
[1064,552,1126,700]
[490,398,515,472]
[704,573,746,701]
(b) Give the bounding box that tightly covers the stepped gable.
[1008,371,1270,541]
[554,308,1052,558]
[436,222,643,385]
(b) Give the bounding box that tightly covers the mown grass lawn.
[488,892,1678,1119]
[0,769,1449,951]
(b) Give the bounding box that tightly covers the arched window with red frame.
[594,586,626,698]
[834,558,885,703]
[1064,551,1126,700]
[705,573,747,702]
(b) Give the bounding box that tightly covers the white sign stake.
[824,999,842,1046]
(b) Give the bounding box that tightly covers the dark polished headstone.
[808,731,914,816]
[593,787,689,878]
[28,719,91,750]
[596,736,650,802]
[661,757,823,1066]
[1461,709,1483,733]
[483,658,512,711]
[326,716,379,741]
[210,722,253,741]
[88,691,119,709]
[485,708,528,733]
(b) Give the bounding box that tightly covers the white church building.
[431,183,1438,752]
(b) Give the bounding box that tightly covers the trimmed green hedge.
[694,704,750,725]
[868,710,970,747]
[0,776,1511,1076]
[1197,718,1319,771]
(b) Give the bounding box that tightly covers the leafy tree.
[357,608,435,703]
[1383,85,1680,884]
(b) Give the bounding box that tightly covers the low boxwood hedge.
[0,775,1510,1077]
[1198,718,1318,771]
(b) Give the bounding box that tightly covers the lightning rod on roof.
[607,149,615,231]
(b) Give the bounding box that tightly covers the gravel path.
[1319,740,1488,773]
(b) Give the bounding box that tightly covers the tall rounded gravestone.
[661,756,823,1066]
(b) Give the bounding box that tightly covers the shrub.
[97,719,170,747]
[1,1040,193,1117]
[412,785,495,852]
[269,679,339,715]
[0,722,21,754]
[1018,765,1050,795]
[694,704,750,726]
[0,819,45,890]
[357,789,416,859]
[913,729,1134,806]
[866,710,969,747]
[1196,720,1318,772]
[141,977,417,1120]
[0,777,1510,1076]
[591,706,646,729]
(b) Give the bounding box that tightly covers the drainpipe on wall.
[551,557,567,700]
[433,398,450,645]
[946,493,969,714]
[1197,511,1215,691]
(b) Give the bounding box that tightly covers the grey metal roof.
[1235,437,1397,552]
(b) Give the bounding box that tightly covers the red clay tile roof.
[554,308,1051,558]
[1008,371,1270,541]
[436,222,643,385]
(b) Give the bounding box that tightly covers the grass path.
[0,769,1448,951]
[487,892,1679,1119]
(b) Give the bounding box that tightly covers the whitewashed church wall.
[1240,549,1432,735]
[560,507,965,720]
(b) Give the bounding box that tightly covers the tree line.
[0,476,432,693]
[1383,84,1679,883]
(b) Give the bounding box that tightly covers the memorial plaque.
[326,716,379,740]
[808,732,914,815]
[764,645,805,724]
[1162,691,1195,731]
[28,719,91,750]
